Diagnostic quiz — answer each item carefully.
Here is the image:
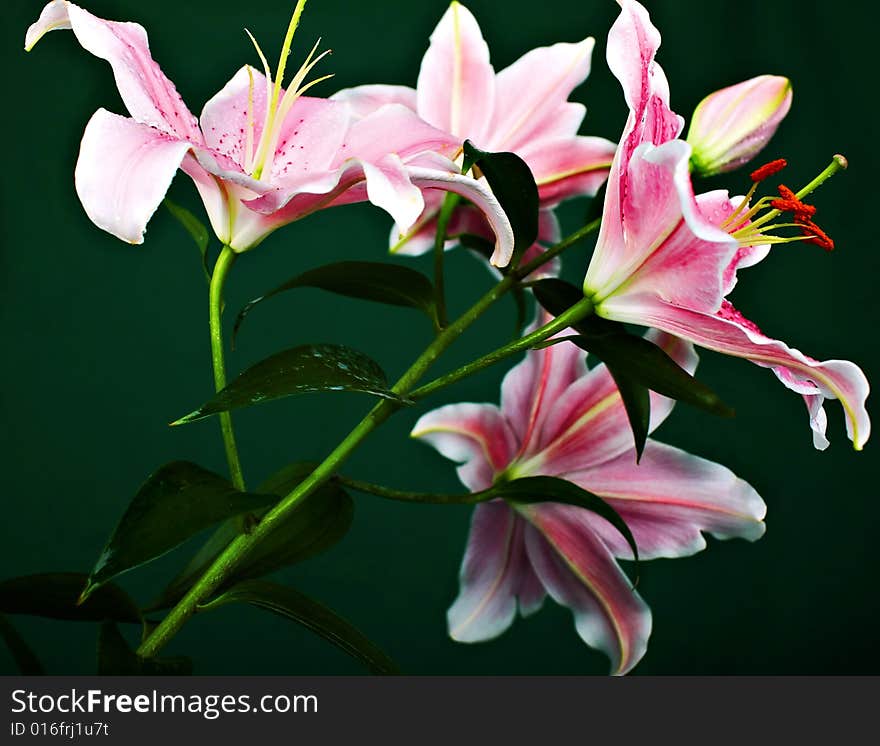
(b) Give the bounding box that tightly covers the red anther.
[750,158,788,182]
[799,220,835,251]
[774,185,818,221]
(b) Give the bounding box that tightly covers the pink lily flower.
[582,0,869,450]
[412,324,766,675]
[25,1,515,264]
[331,1,617,269]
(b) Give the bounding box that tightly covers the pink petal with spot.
[27,2,201,141]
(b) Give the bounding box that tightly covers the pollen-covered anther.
[750,158,788,183]
[799,220,835,251]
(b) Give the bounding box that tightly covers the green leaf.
[0,615,45,675]
[495,476,640,567]
[97,622,192,675]
[203,580,399,675]
[151,462,353,610]
[0,573,141,623]
[233,261,437,344]
[532,278,734,417]
[173,344,409,426]
[462,140,539,263]
[164,199,211,283]
[81,462,277,602]
[605,366,650,461]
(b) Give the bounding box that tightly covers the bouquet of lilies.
[5,0,868,676]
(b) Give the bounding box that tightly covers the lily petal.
[331,84,418,119]
[411,403,518,491]
[602,296,871,450]
[568,441,766,560]
[75,109,191,244]
[527,331,698,473]
[362,155,426,235]
[518,136,616,206]
[448,502,541,642]
[490,39,595,152]
[522,504,651,675]
[26,1,201,141]
[416,1,495,141]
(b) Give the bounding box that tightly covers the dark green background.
[3,0,877,675]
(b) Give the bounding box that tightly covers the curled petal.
[448,503,542,642]
[26,1,200,140]
[416,1,495,141]
[411,403,518,491]
[405,167,515,267]
[74,109,191,244]
[490,39,595,152]
[569,441,766,560]
[602,297,871,450]
[688,75,793,176]
[362,155,426,235]
[522,504,651,675]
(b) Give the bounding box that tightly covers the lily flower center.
[720,154,847,251]
[242,0,333,180]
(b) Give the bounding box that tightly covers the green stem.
[209,247,246,491]
[410,296,594,401]
[336,475,489,504]
[433,193,460,329]
[136,218,600,659]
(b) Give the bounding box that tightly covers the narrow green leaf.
[203,580,399,675]
[164,199,211,283]
[462,140,539,263]
[97,622,192,676]
[496,476,640,567]
[82,462,277,601]
[532,278,734,417]
[151,462,353,610]
[605,366,650,461]
[0,573,141,624]
[173,344,409,425]
[0,615,45,675]
[234,261,437,344]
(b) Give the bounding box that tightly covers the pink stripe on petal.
[602,296,871,450]
[522,505,651,675]
[411,403,517,491]
[568,441,766,560]
[447,502,532,642]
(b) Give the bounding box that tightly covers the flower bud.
[687,75,792,177]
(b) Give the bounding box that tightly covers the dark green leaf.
[173,344,409,425]
[82,462,277,602]
[605,366,650,461]
[0,615,45,675]
[151,462,353,610]
[203,580,399,675]
[462,140,539,263]
[0,573,141,623]
[164,199,211,283]
[97,622,192,676]
[495,476,639,567]
[458,233,494,261]
[234,261,436,344]
[532,278,734,417]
